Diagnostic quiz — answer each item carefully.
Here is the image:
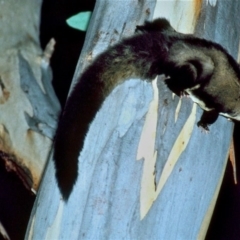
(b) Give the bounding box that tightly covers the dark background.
[0,0,240,239]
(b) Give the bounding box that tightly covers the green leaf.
[66,11,92,31]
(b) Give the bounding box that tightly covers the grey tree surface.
[26,0,240,239]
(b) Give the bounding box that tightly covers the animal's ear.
[187,57,214,83]
[136,18,175,33]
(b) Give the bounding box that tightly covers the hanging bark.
[26,0,240,239]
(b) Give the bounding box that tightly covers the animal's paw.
[180,91,189,98]
[197,121,210,133]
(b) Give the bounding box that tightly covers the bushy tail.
[53,65,106,200]
[53,28,166,200]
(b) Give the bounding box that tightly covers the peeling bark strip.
[19,53,60,139]
[0,150,33,191]
[0,221,10,240]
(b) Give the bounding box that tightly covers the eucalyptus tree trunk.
[26,0,240,239]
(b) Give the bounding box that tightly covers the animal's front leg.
[163,61,199,96]
[197,109,219,131]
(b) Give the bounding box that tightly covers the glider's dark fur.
[54,18,240,200]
